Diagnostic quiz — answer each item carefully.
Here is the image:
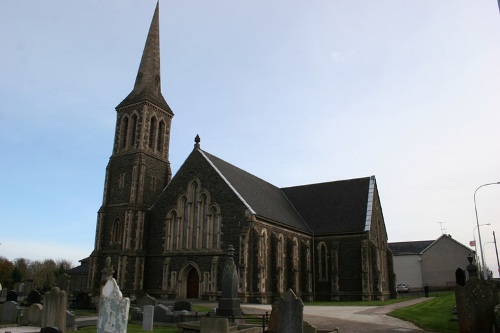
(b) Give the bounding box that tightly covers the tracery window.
[164,180,221,252]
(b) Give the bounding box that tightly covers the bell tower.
[88,2,173,295]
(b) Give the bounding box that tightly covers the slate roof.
[388,240,434,255]
[66,257,90,275]
[282,177,373,234]
[200,150,311,232]
[200,149,374,235]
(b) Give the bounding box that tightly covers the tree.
[11,266,22,284]
[0,257,15,288]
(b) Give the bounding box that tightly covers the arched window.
[157,120,165,152]
[111,218,123,245]
[129,114,137,148]
[149,116,157,149]
[120,117,129,148]
[318,242,328,281]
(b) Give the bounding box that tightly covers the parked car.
[397,283,410,293]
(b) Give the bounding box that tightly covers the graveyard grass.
[389,291,458,333]
[78,323,178,333]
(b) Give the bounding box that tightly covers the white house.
[389,234,472,290]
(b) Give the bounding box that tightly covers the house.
[389,234,472,290]
[85,2,395,303]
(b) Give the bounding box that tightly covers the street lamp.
[474,181,500,279]
[472,223,491,267]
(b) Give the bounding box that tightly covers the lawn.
[78,324,178,333]
[389,291,458,333]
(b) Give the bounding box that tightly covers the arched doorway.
[186,267,199,298]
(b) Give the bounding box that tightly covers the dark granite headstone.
[71,292,91,309]
[138,294,156,310]
[27,290,42,305]
[456,268,466,287]
[216,245,242,317]
[40,326,62,333]
[173,300,192,312]
[6,290,18,302]
[154,304,172,322]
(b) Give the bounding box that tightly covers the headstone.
[97,278,130,333]
[1,301,19,324]
[6,290,18,302]
[173,300,192,312]
[142,305,154,331]
[42,287,67,333]
[0,288,8,300]
[200,317,230,333]
[27,290,42,305]
[216,245,242,317]
[24,303,43,326]
[456,268,466,287]
[72,291,91,309]
[40,327,62,333]
[130,307,143,321]
[66,310,75,329]
[138,294,156,309]
[455,277,499,333]
[154,304,172,323]
[268,289,304,333]
[16,282,25,294]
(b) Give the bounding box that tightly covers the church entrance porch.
[179,263,201,299]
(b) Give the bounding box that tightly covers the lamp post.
[473,223,491,262]
[474,181,500,279]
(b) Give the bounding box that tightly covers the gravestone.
[97,278,130,333]
[66,310,76,329]
[72,291,91,309]
[27,290,42,305]
[142,305,154,331]
[154,304,172,322]
[0,288,8,301]
[138,294,156,309]
[1,301,19,324]
[6,290,18,302]
[173,300,192,312]
[40,327,62,333]
[268,289,304,333]
[200,317,229,333]
[216,245,242,317]
[24,303,43,326]
[42,287,67,333]
[456,268,466,287]
[455,277,499,333]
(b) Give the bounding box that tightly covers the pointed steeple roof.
[117,2,172,112]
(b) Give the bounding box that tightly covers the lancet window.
[111,218,123,245]
[164,179,221,252]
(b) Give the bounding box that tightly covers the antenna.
[438,222,446,234]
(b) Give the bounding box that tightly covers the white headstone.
[97,278,130,333]
[142,305,154,331]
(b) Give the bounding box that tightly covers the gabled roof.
[388,240,436,255]
[200,150,311,232]
[198,149,374,235]
[282,177,373,234]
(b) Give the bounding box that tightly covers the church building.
[87,3,395,303]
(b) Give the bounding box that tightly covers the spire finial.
[194,134,201,149]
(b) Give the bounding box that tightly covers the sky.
[1,0,499,276]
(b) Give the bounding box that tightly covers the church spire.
[117,1,171,111]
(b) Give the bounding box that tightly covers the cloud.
[329,51,345,62]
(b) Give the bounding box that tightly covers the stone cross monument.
[216,245,242,317]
